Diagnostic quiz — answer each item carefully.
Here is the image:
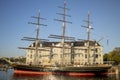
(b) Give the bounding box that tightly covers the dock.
[108,66,120,74]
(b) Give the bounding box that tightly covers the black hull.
[13,64,111,76]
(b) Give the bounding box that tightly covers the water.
[0,69,120,80]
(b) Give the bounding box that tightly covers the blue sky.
[0,0,120,57]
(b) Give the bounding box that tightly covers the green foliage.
[104,47,120,65]
[103,53,109,61]
[0,57,26,65]
[9,57,26,63]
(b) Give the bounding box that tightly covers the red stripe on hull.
[66,72,96,76]
[65,72,108,76]
[14,70,52,75]
[14,70,108,76]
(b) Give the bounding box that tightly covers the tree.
[103,53,109,61]
[109,47,120,65]
[104,47,120,65]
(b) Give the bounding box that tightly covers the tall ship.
[13,1,111,76]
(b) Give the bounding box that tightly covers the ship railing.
[84,64,112,67]
[66,64,112,67]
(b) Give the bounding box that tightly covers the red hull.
[14,70,52,75]
[14,70,108,76]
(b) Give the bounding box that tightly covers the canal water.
[0,69,120,80]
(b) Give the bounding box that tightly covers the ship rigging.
[12,0,111,76]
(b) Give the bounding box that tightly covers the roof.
[29,40,101,47]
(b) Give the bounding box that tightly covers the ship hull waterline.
[13,64,111,76]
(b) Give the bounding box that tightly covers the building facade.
[26,41,103,66]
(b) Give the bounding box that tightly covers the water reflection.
[0,69,120,80]
[13,73,119,80]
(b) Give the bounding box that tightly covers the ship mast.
[29,11,47,65]
[82,12,93,65]
[49,0,73,66]
[34,11,40,65]
[60,0,71,66]
[19,11,47,66]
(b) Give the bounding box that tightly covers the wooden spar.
[48,34,75,41]
[21,37,49,42]
[18,47,49,51]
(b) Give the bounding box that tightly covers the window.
[30,62,32,65]
[30,55,32,58]
[95,48,98,53]
[39,62,41,64]
[27,54,29,57]
[99,54,101,57]
[85,54,87,58]
[95,54,98,58]
[85,49,87,53]
[31,50,32,53]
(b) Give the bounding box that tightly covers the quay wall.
[109,66,120,74]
